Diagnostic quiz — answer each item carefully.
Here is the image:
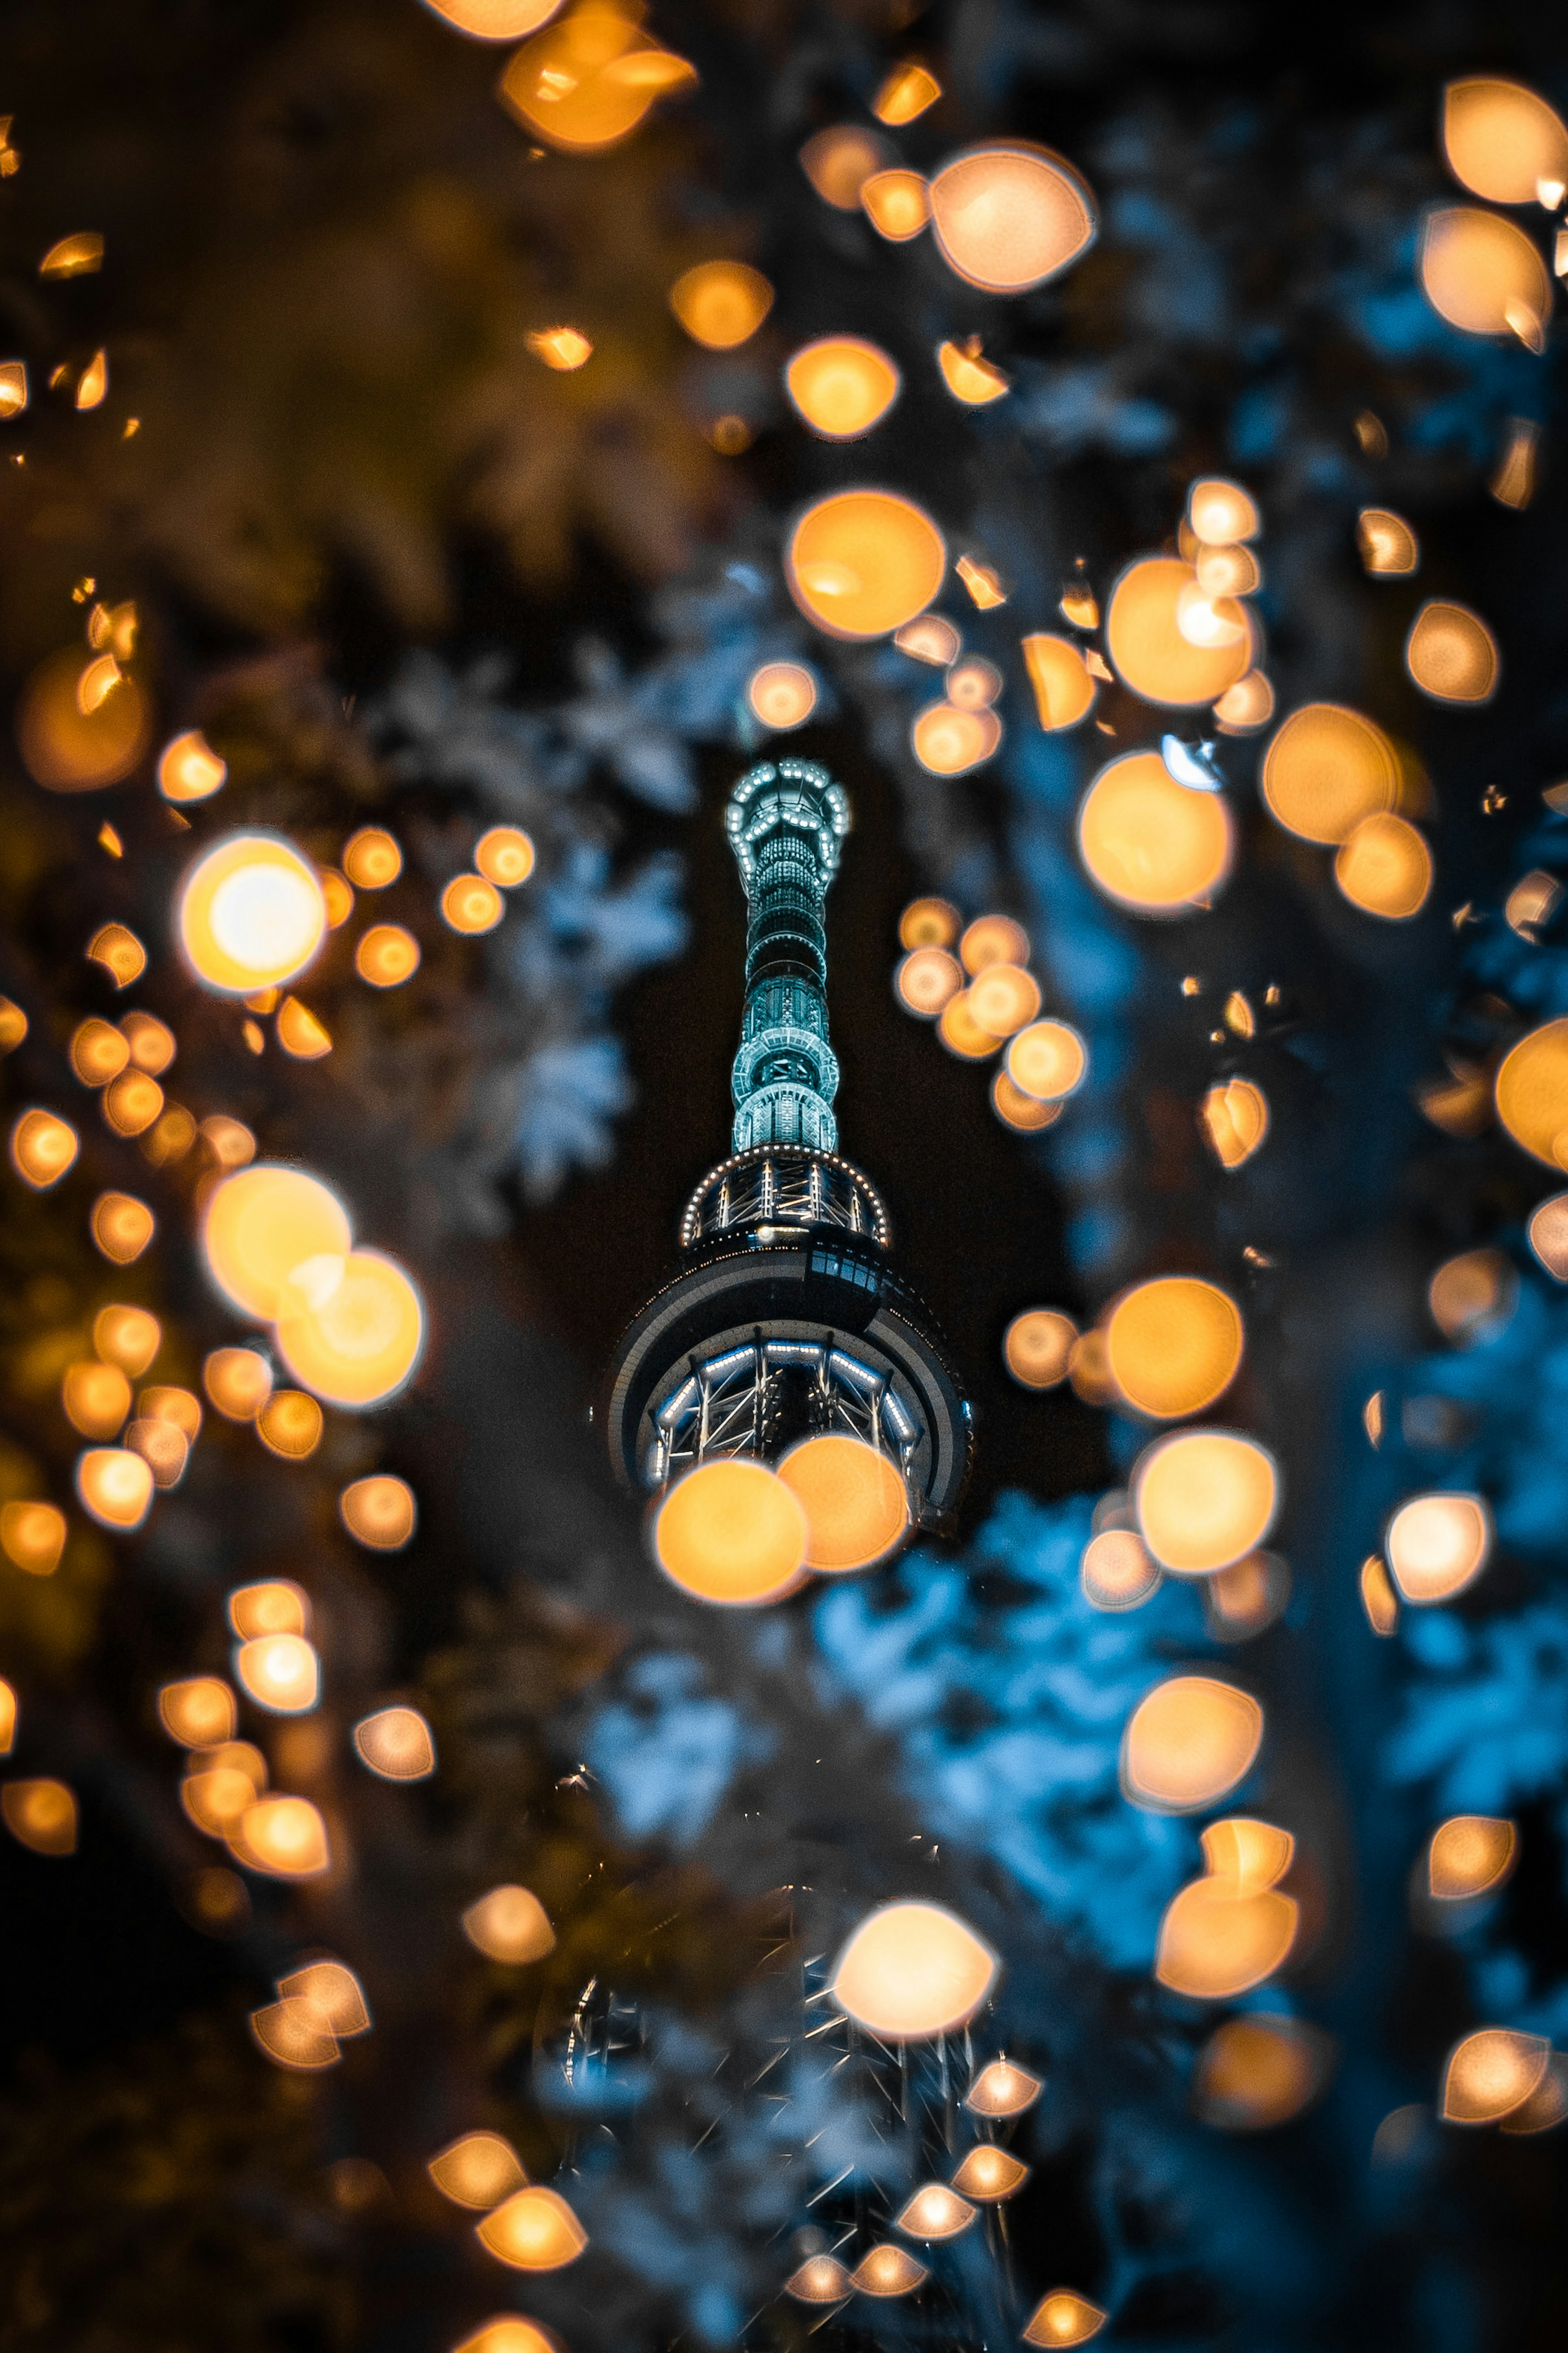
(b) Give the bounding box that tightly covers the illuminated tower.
[603,757,971,1526]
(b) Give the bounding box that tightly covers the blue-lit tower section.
[603,758,971,1528]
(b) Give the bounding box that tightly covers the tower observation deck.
[603,758,972,1528]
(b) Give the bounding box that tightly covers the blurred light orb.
[1405,600,1499,703]
[1106,560,1251,707]
[277,997,332,1059]
[1492,419,1540,509]
[1194,2015,1325,2131]
[17,647,150,792]
[668,259,773,349]
[1176,579,1249,649]
[1134,1429,1278,1575]
[1022,2292,1107,2347]
[956,553,1006,608]
[1528,1191,1568,1278]
[476,827,536,888]
[94,1309,161,1376]
[0,1500,66,1577]
[62,1360,131,1439]
[894,2183,976,2240]
[1201,1079,1269,1170]
[1004,1309,1078,1389]
[356,924,421,986]
[203,1347,273,1422]
[1188,479,1259,544]
[849,2246,928,2297]
[442,874,505,935]
[861,167,931,241]
[236,1633,320,1715]
[237,1794,330,1878]
[87,923,147,989]
[159,1678,236,1748]
[1360,1553,1400,1635]
[1105,1276,1243,1420]
[893,614,960,667]
[1213,671,1276,734]
[454,2322,566,2353]
[777,1434,908,1573]
[949,2145,1029,2201]
[960,914,1029,973]
[1078,751,1234,914]
[1442,2030,1550,2124]
[1122,1675,1263,1813]
[340,1474,416,1549]
[429,2132,527,2209]
[278,1960,369,2038]
[354,1706,437,1780]
[928,142,1097,292]
[179,835,326,994]
[70,1017,129,1086]
[203,1164,353,1319]
[2,1779,77,1856]
[1156,1876,1298,1998]
[799,124,892,209]
[343,827,402,890]
[1081,1528,1162,1612]
[785,337,900,439]
[158,729,227,803]
[899,895,960,949]
[499,5,697,152]
[1385,1492,1492,1603]
[895,946,963,1017]
[525,326,592,371]
[831,1899,998,2040]
[1497,1017,1568,1165]
[938,990,1001,1060]
[420,0,566,38]
[1205,1550,1291,1642]
[1196,544,1261,597]
[1443,79,1568,204]
[968,962,1040,1038]
[937,338,1009,403]
[477,2186,588,2270]
[0,1682,13,1753]
[1429,1248,1517,1345]
[785,2257,852,2303]
[76,1446,154,1530]
[0,998,25,1053]
[463,1882,557,1963]
[787,491,945,640]
[873,59,941,123]
[1260,703,1399,845]
[1068,1329,1117,1404]
[992,1069,1063,1131]
[257,1388,324,1460]
[1420,205,1551,342]
[104,1069,164,1136]
[947,657,1003,710]
[11,1108,79,1189]
[1006,1019,1086,1101]
[121,1012,176,1075]
[275,1250,425,1408]
[250,1999,339,2072]
[1429,1815,1518,1901]
[653,1459,807,1605]
[127,1418,188,1490]
[966,2057,1043,2116]
[1022,633,1096,730]
[1357,508,1420,575]
[746,662,817,731]
[230,1581,309,1639]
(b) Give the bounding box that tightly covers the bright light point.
[475,827,536,887]
[949,2144,1029,2200]
[785,337,900,439]
[1006,1019,1086,1101]
[10,1108,79,1189]
[353,1706,436,1780]
[849,2245,928,2296]
[1441,2030,1550,2124]
[442,874,505,933]
[894,2183,976,2239]
[75,1446,154,1530]
[831,1899,998,2039]
[462,1882,556,1963]
[1106,559,1250,707]
[477,2187,587,2270]
[178,835,326,994]
[1022,2290,1107,2346]
[235,1794,330,1878]
[786,491,946,640]
[928,141,1097,292]
[340,1474,416,1549]
[1385,1492,1492,1602]
[1105,1276,1243,1418]
[235,1633,320,1714]
[202,1164,353,1320]
[1078,751,1234,913]
[653,1459,807,1604]
[1429,1815,1517,1901]
[860,168,929,240]
[966,2058,1042,2115]
[747,661,817,731]
[158,729,227,803]
[1133,1429,1278,1575]
[776,1434,908,1572]
[1121,1675,1263,1812]
[428,2132,527,2209]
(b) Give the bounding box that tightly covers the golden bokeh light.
[0,362,24,418]
[899,896,960,949]
[1205,1550,1290,1642]
[786,490,946,640]
[1441,2030,1550,2125]
[182,1743,267,1839]
[799,125,891,210]
[861,168,930,241]
[1068,1329,1117,1405]
[11,1108,80,1189]
[1492,419,1539,509]
[1133,1429,1278,1575]
[89,1191,155,1265]
[159,1679,236,1748]
[894,2183,976,2240]
[785,2258,852,2304]
[1021,632,1096,730]
[1357,508,1419,576]
[2,1779,78,1857]
[1260,702,1399,845]
[928,141,1096,292]
[785,337,901,439]
[178,835,326,996]
[274,1249,425,1407]
[960,914,1029,973]
[1079,751,1234,915]
[257,1389,324,1460]
[87,923,147,988]
[442,875,505,935]
[121,1012,176,1075]
[236,1793,330,1878]
[230,1579,306,1634]
[1022,2291,1107,2347]
[127,1417,189,1490]
[1385,1492,1492,1603]
[498,2,695,150]
[893,614,960,667]
[1429,1248,1516,1345]
[965,2057,1042,2116]
[1443,77,1568,203]
[477,2186,588,2270]
[956,554,1007,608]
[430,2132,527,2210]
[1081,1528,1161,1611]
[250,1998,340,2072]
[1501,2059,1568,2136]
[1528,1191,1568,1279]
[1193,2015,1325,2131]
[1121,1675,1263,1813]
[203,1347,274,1422]
[1200,1078,1269,1171]
[1420,205,1551,343]
[1105,1277,1243,1419]
[475,827,536,890]
[200,1115,257,1170]
[873,59,940,123]
[40,231,103,277]
[525,326,592,371]
[462,1882,557,1963]
[340,1474,416,1550]
[1195,544,1261,597]
[454,2321,566,2353]
[1156,1862,1298,1998]
[76,1445,154,1530]
[746,662,817,731]
[1212,671,1276,734]
[1429,1815,1517,1902]
[202,1164,354,1320]
[157,729,227,803]
[849,2245,928,2297]
[1360,1553,1400,1636]
[421,0,566,36]
[938,990,1002,1060]
[831,1899,998,2040]
[341,828,401,890]
[0,1682,13,1753]
[947,658,1002,710]
[937,337,1009,404]
[1496,1017,1568,1165]
[62,1359,132,1439]
[235,1633,320,1715]
[95,1306,161,1376]
[1405,599,1499,703]
[70,1017,129,1087]
[653,1458,807,1605]
[949,2144,1028,2201]
[102,1068,165,1137]
[0,998,26,1053]
[278,1960,370,2037]
[17,647,150,792]
[1188,479,1259,544]
[0,1501,67,1577]
[1003,1309,1078,1389]
[668,260,773,349]
[276,997,332,1059]
[356,924,421,986]
[777,1434,908,1573]
[354,1706,437,1780]
[1106,560,1251,706]
[992,1069,1064,1131]
[968,963,1040,1038]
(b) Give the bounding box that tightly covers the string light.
[894,2184,976,2239]
[849,2246,927,2296]
[965,2057,1043,2115]
[1022,2291,1107,2346]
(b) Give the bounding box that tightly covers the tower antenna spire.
[725,758,851,1155]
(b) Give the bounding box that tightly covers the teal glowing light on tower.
[604,758,971,1528]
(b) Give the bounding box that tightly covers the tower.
[603,757,971,1528]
